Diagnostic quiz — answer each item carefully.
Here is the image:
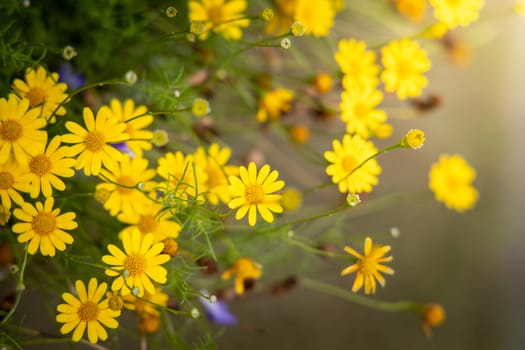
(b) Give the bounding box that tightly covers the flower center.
[29,154,52,176]
[396,61,412,78]
[137,215,158,234]
[0,120,23,142]
[208,5,224,24]
[117,175,136,194]
[32,212,57,236]
[124,253,147,276]
[358,256,378,276]
[342,155,358,173]
[84,131,105,152]
[245,184,265,204]
[27,87,46,107]
[0,172,14,190]
[77,301,99,321]
[353,102,370,119]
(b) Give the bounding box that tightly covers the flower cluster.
[0,0,496,347]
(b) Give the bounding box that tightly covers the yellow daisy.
[188,0,250,40]
[194,143,239,205]
[228,162,285,226]
[430,0,484,29]
[107,99,153,158]
[156,151,208,202]
[341,237,394,295]
[256,89,295,123]
[0,94,47,164]
[221,257,262,295]
[428,154,478,212]
[96,154,157,217]
[56,278,120,343]
[27,135,76,198]
[395,0,427,23]
[117,202,182,243]
[340,85,387,137]
[294,0,335,37]
[0,161,31,209]
[102,229,170,296]
[12,65,69,122]
[324,134,382,194]
[381,38,431,100]
[335,39,380,90]
[62,106,129,176]
[12,197,77,256]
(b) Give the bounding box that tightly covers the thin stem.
[300,277,419,313]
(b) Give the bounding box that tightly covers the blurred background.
[217,8,525,350]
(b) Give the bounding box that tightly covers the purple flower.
[57,62,86,89]
[112,142,135,158]
[198,295,237,326]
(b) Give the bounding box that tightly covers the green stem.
[300,277,419,313]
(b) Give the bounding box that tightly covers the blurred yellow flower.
[340,85,387,137]
[341,237,394,295]
[324,134,382,194]
[189,0,250,40]
[228,162,285,226]
[12,66,69,122]
[221,257,262,295]
[395,0,427,23]
[56,278,120,343]
[0,161,31,209]
[295,0,335,37]
[381,38,431,100]
[256,88,294,123]
[429,154,479,212]
[430,0,484,29]
[401,129,426,149]
[335,39,380,90]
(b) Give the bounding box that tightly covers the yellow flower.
[27,135,76,198]
[123,287,169,317]
[515,0,525,16]
[264,0,297,34]
[117,202,181,243]
[102,230,170,296]
[62,106,129,176]
[151,129,169,147]
[428,154,478,212]
[0,205,10,225]
[12,197,77,256]
[12,66,69,122]
[192,98,211,117]
[340,85,387,137]
[0,161,31,209]
[96,154,156,217]
[221,257,262,295]
[228,162,285,226]
[156,151,208,202]
[341,237,394,295]
[335,39,380,90]
[107,99,153,158]
[0,94,47,165]
[294,0,335,37]
[188,0,250,40]
[324,134,382,194]
[381,38,431,100]
[256,88,295,123]
[280,187,303,211]
[314,72,333,94]
[401,129,425,149]
[288,124,310,144]
[56,278,120,343]
[395,0,427,23]
[430,0,484,29]
[194,143,238,205]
